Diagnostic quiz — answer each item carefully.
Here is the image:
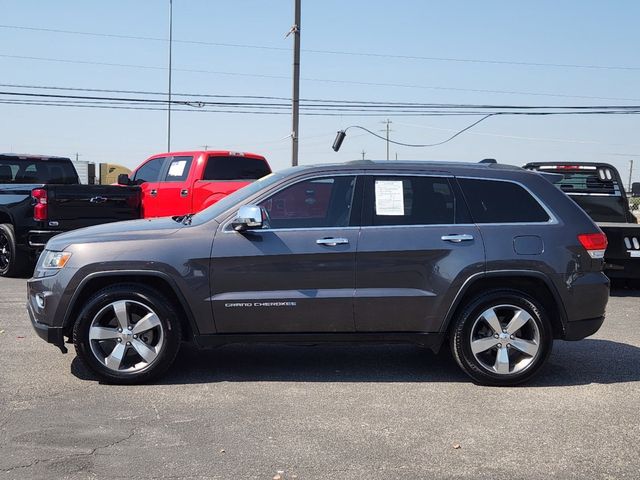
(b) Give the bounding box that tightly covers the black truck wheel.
[0,224,28,277]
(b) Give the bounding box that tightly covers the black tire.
[73,284,182,384]
[450,289,553,386]
[0,224,29,277]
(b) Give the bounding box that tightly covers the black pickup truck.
[525,161,640,279]
[0,154,141,276]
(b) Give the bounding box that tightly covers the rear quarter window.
[458,178,550,223]
[203,156,271,180]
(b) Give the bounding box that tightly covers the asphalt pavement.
[1,276,639,479]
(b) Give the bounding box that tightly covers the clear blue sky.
[1,0,639,182]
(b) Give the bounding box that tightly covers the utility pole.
[75,152,80,162]
[199,145,209,151]
[381,119,392,160]
[290,0,301,166]
[361,149,366,160]
[629,159,634,193]
[167,0,173,152]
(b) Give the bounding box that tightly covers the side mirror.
[231,205,263,231]
[632,182,640,197]
[117,173,131,186]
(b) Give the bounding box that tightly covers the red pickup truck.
[121,150,271,218]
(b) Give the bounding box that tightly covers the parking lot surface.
[1,276,639,480]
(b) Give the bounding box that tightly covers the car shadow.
[70,338,640,387]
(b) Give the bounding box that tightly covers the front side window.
[258,176,356,229]
[133,157,166,184]
[364,176,460,226]
[163,156,193,182]
[458,178,550,223]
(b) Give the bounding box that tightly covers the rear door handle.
[316,237,349,246]
[441,234,474,243]
[180,189,189,197]
[149,189,158,197]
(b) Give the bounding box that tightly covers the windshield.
[190,172,285,225]
[570,195,628,223]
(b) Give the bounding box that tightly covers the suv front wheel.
[450,289,553,386]
[73,284,182,384]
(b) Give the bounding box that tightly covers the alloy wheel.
[469,304,541,375]
[88,300,165,373]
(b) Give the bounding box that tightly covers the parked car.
[28,160,609,385]
[525,162,640,279]
[0,154,141,277]
[120,150,271,218]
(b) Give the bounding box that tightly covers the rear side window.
[364,176,468,226]
[133,157,166,184]
[458,178,550,223]
[0,159,78,184]
[163,156,193,182]
[204,155,271,180]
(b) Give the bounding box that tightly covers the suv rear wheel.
[450,289,553,386]
[73,284,181,384]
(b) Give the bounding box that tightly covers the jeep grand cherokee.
[27,161,609,385]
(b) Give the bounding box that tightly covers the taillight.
[578,232,608,259]
[32,188,48,221]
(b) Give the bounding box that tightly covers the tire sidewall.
[0,224,17,277]
[73,285,180,384]
[452,290,553,386]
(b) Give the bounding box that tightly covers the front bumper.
[27,301,67,352]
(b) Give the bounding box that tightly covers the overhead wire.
[3,54,640,102]
[2,23,639,72]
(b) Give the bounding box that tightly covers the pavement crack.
[0,429,136,474]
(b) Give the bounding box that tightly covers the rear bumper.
[604,258,640,279]
[563,316,605,341]
[28,229,63,248]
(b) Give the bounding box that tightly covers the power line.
[2,23,639,72]
[3,90,640,115]
[3,54,640,102]
[4,99,640,117]
[342,115,495,148]
[7,83,640,108]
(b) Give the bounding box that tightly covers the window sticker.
[168,160,187,177]
[375,180,405,215]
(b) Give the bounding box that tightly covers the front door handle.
[149,189,158,197]
[180,189,189,197]
[316,237,349,246]
[441,234,474,243]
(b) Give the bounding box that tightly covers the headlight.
[41,251,72,269]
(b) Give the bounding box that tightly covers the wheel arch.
[62,270,198,342]
[441,270,567,339]
[0,208,14,225]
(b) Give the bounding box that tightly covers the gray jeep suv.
[27,161,609,386]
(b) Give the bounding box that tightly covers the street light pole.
[167,0,173,152]
[290,0,301,166]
